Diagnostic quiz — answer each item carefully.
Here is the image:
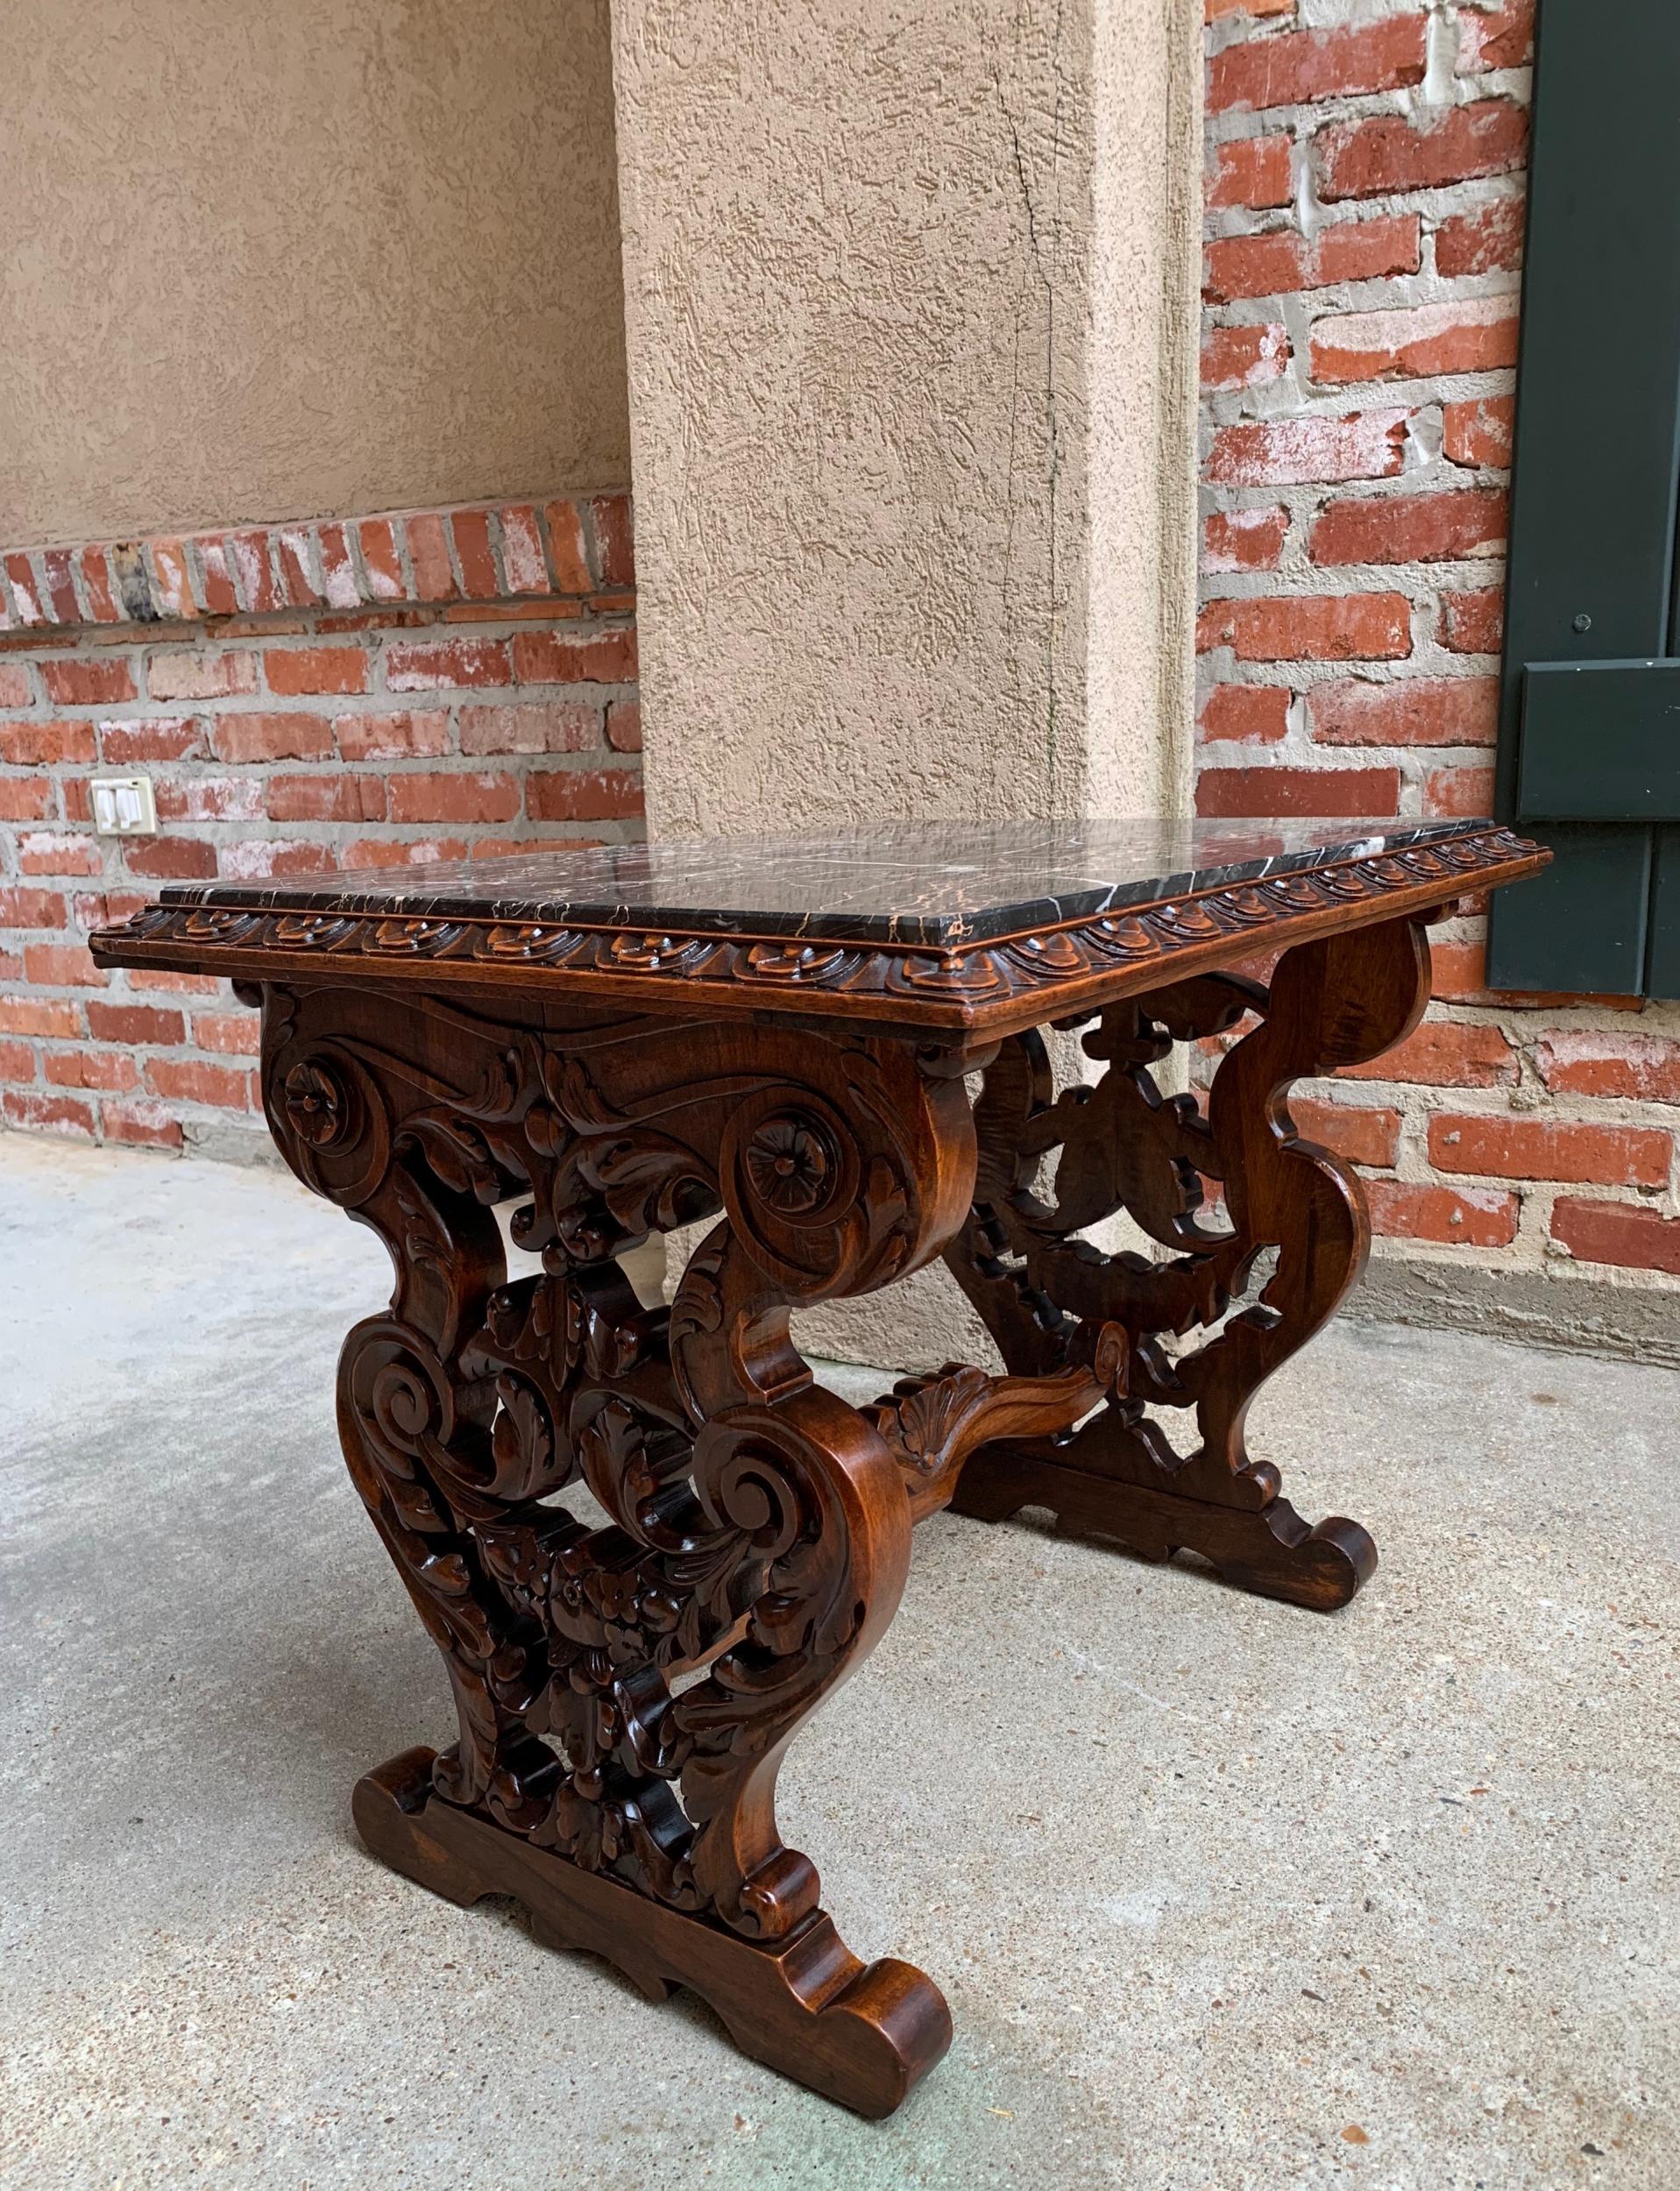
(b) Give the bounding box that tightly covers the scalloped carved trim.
[89,828,1549,1037]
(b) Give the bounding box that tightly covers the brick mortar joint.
[0,491,634,636]
[1186,3,1680,1283]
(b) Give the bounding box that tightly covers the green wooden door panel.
[1519,662,1680,821]
[1487,0,1680,997]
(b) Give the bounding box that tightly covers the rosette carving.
[262,998,392,1207]
[717,1046,972,1303]
[743,1112,838,1216]
[282,1059,351,1148]
[250,982,972,1938]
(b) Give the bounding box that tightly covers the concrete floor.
[2,1135,1676,2191]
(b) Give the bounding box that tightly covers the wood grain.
[939,919,1433,1607]
[83,875,1543,2111]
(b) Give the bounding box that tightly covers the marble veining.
[159,819,1493,947]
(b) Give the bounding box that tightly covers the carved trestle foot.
[946,1442,1377,1611]
[357,1749,951,2117]
[861,1351,1376,1607]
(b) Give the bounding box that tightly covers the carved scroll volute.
[658,1039,976,1939]
[259,986,504,1353]
[674,1385,914,1939]
[260,989,392,1208]
[670,1037,977,1446]
[259,983,535,1808]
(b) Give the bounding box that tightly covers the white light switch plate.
[90,776,158,836]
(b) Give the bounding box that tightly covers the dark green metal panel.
[1519,662,1680,821]
[1651,831,1680,996]
[1487,0,1680,996]
[1488,828,1651,996]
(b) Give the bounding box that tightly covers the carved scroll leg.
[354,1747,950,2118]
[347,1379,955,2116]
[270,995,973,2113]
[946,918,1434,1613]
[947,1438,1377,1613]
[340,1287,955,2115]
[660,1301,959,2110]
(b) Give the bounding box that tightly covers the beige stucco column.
[610,0,1203,1365]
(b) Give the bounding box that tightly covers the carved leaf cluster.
[261,990,951,1940]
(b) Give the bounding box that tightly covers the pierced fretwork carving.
[263,987,973,1964]
[92,826,1542,2117]
[942,919,1433,1607]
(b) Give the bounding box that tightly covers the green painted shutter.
[1487,0,1680,997]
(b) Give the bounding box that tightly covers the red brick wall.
[1199,0,1680,1293]
[0,495,641,1152]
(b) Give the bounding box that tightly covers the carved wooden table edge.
[89,823,1548,1041]
[89,823,1549,2117]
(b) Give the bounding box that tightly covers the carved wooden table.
[93,818,1546,2117]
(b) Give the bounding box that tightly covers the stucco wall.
[0,0,630,545]
[612,0,1202,839]
[1091,0,1203,818]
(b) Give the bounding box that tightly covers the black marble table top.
[161,819,1493,949]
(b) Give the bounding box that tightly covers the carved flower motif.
[744,1113,834,1216]
[283,1060,347,1148]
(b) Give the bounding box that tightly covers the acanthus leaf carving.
[256,987,962,1940]
[940,918,1431,1603]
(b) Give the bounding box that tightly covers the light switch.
[90,776,158,836]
